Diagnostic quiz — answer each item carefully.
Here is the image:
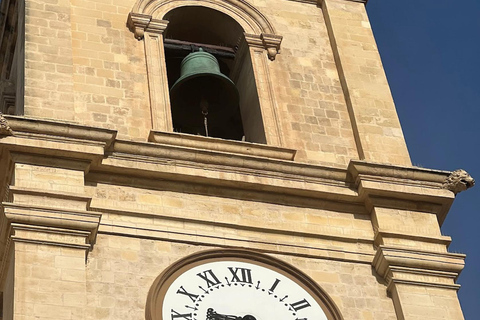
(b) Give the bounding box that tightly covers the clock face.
[161,260,328,320]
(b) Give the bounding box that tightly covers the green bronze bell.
[170,48,242,139]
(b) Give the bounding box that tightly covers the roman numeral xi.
[197,269,221,288]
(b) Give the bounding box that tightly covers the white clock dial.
[161,260,328,320]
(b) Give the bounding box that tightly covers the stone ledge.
[148,131,297,161]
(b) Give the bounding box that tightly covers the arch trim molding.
[128,0,282,60]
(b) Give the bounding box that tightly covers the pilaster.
[348,161,470,320]
[0,116,115,319]
[321,0,411,165]
[128,14,172,132]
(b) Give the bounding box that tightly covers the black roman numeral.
[228,267,253,284]
[291,299,311,311]
[269,278,280,292]
[171,309,192,320]
[176,286,199,302]
[197,269,221,287]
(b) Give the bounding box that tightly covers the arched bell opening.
[163,6,266,143]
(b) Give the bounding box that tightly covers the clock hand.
[206,308,257,320]
[206,308,241,320]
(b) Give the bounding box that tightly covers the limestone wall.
[85,236,398,320]
[21,0,410,166]
[24,0,151,140]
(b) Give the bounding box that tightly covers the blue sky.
[367,0,480,318]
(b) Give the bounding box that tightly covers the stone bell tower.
[0,0,474,319]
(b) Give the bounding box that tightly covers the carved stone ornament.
[261,33,283,60]
[0,113,13,136]
[443,169,475,194]
[127,13,168,39]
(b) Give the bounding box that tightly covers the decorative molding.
[442,169,475,194]
[244,33,264,48]
[128,0,283,60]
[131,0,276,34]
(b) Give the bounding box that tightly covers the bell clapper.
[200,97,209,137]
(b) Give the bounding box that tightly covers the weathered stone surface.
[443,169,475,194]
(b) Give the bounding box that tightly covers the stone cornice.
[0,115,117,166]
[0,117,464,212]
[2,203,101,244]
[373,246,465,291]
[4,115,117,145]
[348,160,456,224]
[348,160,450,185]
[105,139,356,203]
